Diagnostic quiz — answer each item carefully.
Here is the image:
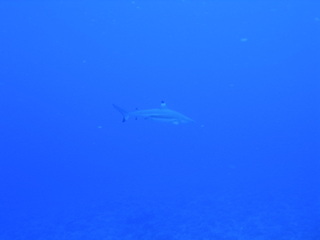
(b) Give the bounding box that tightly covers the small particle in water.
[240,38,248,42]
[97,126,103,129]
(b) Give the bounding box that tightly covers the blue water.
[0,1,319,239]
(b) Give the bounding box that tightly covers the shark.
[113,101,194,125]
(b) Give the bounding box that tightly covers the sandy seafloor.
[1,192,318,240]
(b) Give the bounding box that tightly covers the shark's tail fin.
[112,104,129,122]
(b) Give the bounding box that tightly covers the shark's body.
[113,101,193,125]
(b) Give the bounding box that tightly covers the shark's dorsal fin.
[160,101,167,108]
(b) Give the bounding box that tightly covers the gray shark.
[113,101,194,125]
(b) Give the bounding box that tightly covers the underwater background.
[0,1,319,239]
